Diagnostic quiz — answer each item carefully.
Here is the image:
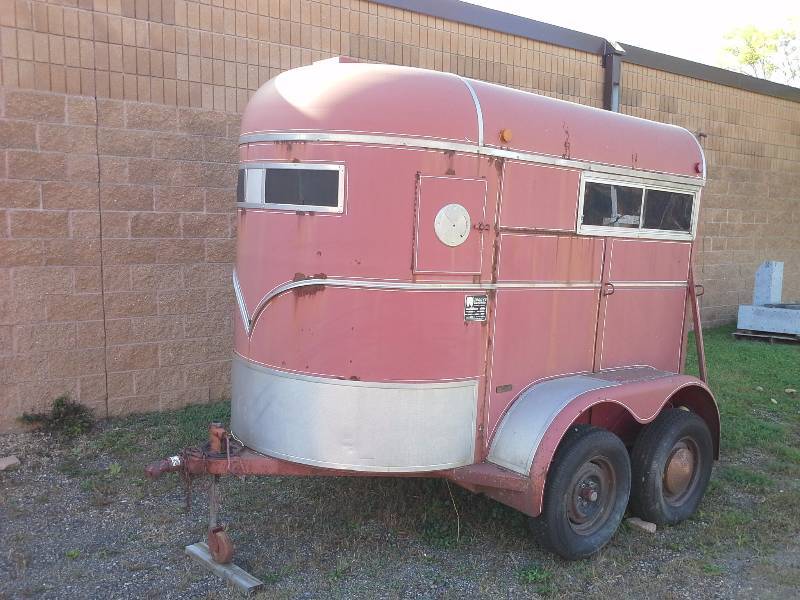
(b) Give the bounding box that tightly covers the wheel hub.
[567,458,616,535]
[663,439,697,502]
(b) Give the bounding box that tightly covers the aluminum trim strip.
[239,132,705,188]
[686,128,707,180]
[235,272,603,336]
[232,269,249,332]
[458,76,484,146]
[611,281,687,288]
[234,353,477,388]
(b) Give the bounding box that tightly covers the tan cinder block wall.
[1,0,798,428]
[0,88,238,429]
[621,64,800,325]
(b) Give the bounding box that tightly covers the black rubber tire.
[629,408,714,526]
[529,425,631,560]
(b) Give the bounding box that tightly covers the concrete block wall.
[1,0,798,428]
[0,87,237,428]
[622,64,800,325]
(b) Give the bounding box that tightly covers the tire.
[529,425,631,560]
[629,408,713,526]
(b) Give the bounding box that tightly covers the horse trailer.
[147,58,719,563]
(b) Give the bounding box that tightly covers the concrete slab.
[753,261,783,305]
[737,304,800,336]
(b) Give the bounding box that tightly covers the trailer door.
[413,175,488,275]
[594,238,691,372]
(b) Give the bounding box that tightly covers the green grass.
[680,326,800,556]
[92,401,231,459]
[717,465,774,491]
[685,325,800,456]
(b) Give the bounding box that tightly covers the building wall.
[621,64,800,324]
[1,0,798,429]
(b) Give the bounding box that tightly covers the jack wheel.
[207,525,235,564]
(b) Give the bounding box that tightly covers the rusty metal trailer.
[147,57,718,565]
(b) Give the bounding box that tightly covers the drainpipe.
[603,40,625,112]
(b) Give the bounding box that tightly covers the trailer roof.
[241,61,704,180]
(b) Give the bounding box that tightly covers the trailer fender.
[487,367,718,517]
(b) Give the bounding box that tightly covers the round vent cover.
[433,203,471,247]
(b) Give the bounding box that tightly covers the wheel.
[629,408,713,525]
[529,425,631,560]
[207,525,235,564]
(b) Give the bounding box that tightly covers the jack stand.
[185,468,264,594]
[205,475,235,564]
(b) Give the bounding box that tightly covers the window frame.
[577,173,700,241]
[236,162,346,214]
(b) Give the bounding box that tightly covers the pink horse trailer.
[147,58,719,563]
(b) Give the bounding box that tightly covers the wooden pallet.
[732,329,800,345]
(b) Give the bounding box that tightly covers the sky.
[463,0,795,70]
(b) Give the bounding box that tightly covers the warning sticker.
[464,295,488,322]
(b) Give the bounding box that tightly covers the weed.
[517,563,552,584]
[329,558,353,581]
[20,396,94,437]
[701,563,725,575]
[7,549,28,579]
[261,567,292,584]
[518,563,555,595]
[65,549,80,560]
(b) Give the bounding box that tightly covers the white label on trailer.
[464,295,488,322]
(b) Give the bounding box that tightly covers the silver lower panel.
[231,356,478,472]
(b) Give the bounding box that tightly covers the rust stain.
[292,272,327,297]
[562,122,571,159]
[444,149,456,175]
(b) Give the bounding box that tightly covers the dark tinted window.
[582,182,642,228]
[265,168,339,208]
[236,169,245,203]
[642,189,693,232]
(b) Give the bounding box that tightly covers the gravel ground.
[1,422,798,599]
